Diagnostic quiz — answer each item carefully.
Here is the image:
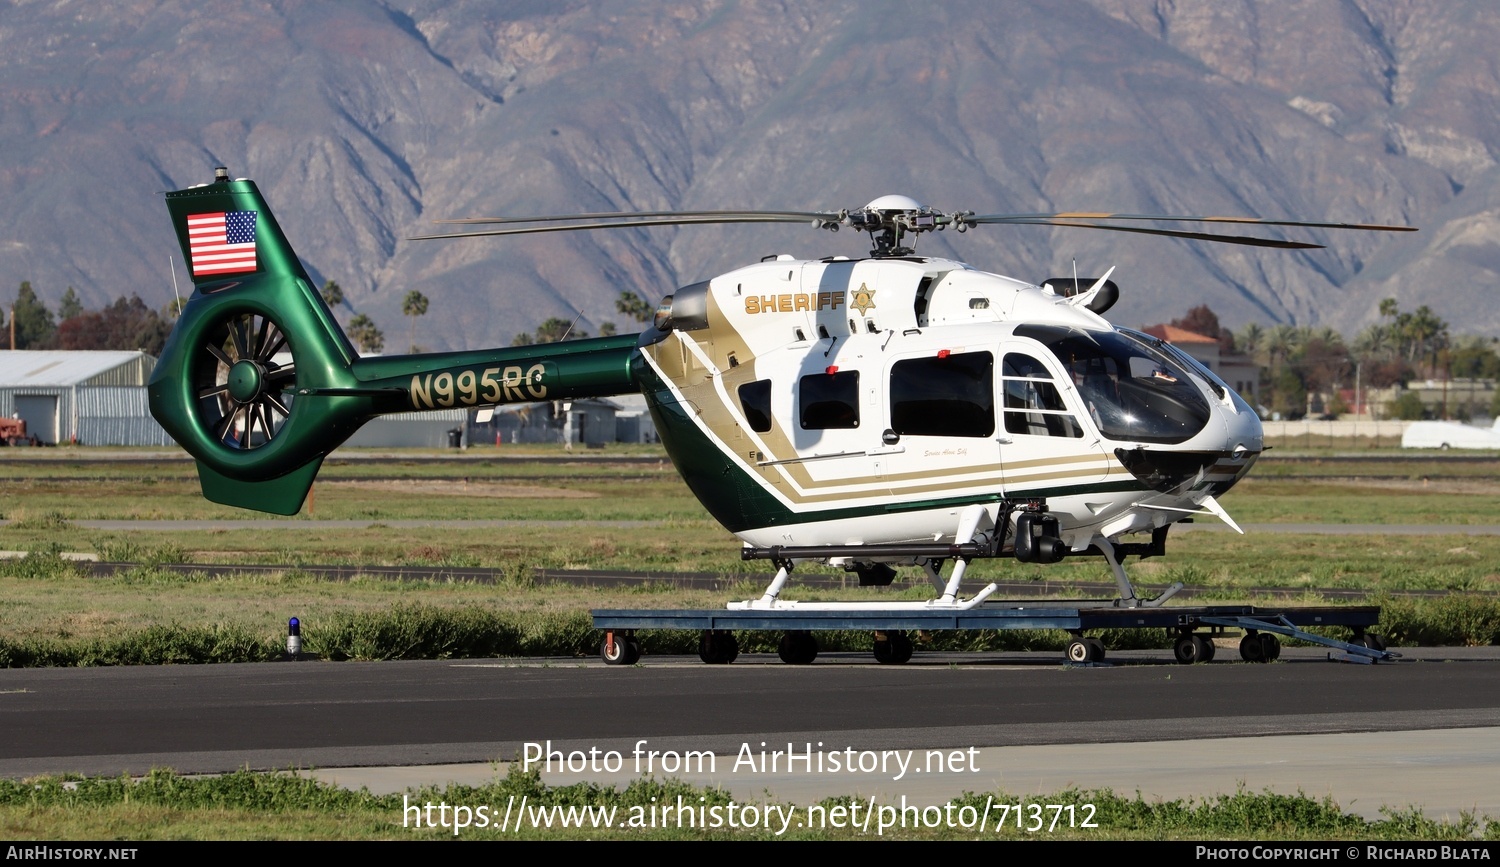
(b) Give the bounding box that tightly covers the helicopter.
[147,168,1414,647]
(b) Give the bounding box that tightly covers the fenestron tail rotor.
[193,311,297,451]
[412,197,1415,257]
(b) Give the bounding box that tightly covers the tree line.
[1,282,175,355]
[508,290,653,346]
[319,279,433,355]
[332,284,653,353]
[0,279,438,358]
[1171,301,1500,421]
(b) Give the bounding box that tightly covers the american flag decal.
[187,211,258,276]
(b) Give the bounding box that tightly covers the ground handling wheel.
[873,631,913,664]
[698,630,739,664]
[1356,632,1387,652]
[1066,636,1108,664]
[778,631,818,665]
[1174,633,1213,664]
[600,631,641,666]
[1239,632,1281,662]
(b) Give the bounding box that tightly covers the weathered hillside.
[0,0,1494,348]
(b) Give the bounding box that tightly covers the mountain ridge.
[1,0,1494,349]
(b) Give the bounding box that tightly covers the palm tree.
[1265,324,1296,373]
[348,314,384,354]
[1235,322,1265,361]
[1405,305,1448,376]
[1352,324,1391,361]
[402,290,429,352]
[1263,324,1299,412]
[616,290,653,323]
[534,317,576,343]
[1313,326,1344,349]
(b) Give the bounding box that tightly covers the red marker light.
[937,349,951,359]
[826,365,839,375]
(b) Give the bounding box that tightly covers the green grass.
[1250,457,1500,479]
[0,767,1491,840]
[0,453,1497,665]
[0,564,1495,665]
[3,450,1498,523]
[0,623,281,667]
[1220,479,1500,524]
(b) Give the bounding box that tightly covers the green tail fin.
[149,169,369,514]
[150,168,643,516]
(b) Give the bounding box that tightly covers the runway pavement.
[3,647,1498,821]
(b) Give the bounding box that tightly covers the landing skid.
[735,536,1175,612]
[738,502,1182,610]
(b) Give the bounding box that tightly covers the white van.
[1401,419,1500,449]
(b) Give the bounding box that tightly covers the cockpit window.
[1017,324,1211,444]
[1001,353,1083,438]
[1119,328,1229,402]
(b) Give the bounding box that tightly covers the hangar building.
[0,350,171,446]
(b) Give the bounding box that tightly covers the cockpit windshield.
[1016,324,1212,444]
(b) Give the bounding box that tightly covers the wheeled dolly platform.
[591,602,1397,667]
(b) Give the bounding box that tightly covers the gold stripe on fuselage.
[644,307,1125,510]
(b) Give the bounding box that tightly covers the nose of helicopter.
[1214,387,1265,487]
[1112,391,1263,496]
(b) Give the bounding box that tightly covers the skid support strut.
[938,504,988,603]
[757,560,793,605]
[920,559,946,593]
[1097,537,1182,608]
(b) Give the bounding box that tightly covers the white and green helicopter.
[149,170,1412,634]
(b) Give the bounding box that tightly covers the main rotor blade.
[997,219,1324,249]
[968,212,1416,233]
[436,208,834,226]
[411,214,825,241]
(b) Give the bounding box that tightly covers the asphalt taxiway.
[3,647,1498,821]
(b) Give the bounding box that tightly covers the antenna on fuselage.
[170,256,183,317]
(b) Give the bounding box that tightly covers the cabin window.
[799,371,860,429]
[738,380,773,433]
[1002,353,1083,438]
[1021,324,1212,444]
[889,351,994,437]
